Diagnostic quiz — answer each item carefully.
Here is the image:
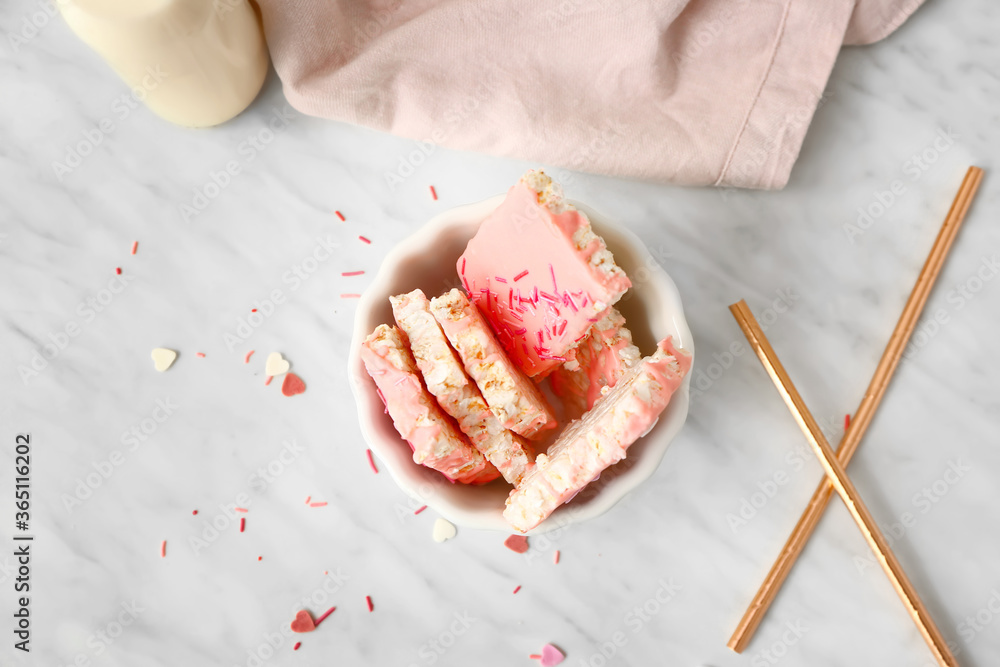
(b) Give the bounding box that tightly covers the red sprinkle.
[239,517,246,533]
[365,596,374,612]
[244,350,255,364]
[504,535,529,553]
[130,241,138,255]
[366,449,379,474]
[513,585,521,594]
[315,606,337,626]
[529,655,542,660]
[293,642,301,651]
[414,505,427,515]
[195,352,206,358]
[341,293,361,299]
[554,550,560,565]
[258,556,262,561]
[309,502,328,508]
[335,210,346,221]
[115,267,122,275]
[160,540,166,558]
[251,308,257,313]
[192,510,198,515]
[844,413,851,430]
[341,270,365,277]
[513,269,529,282]
[235,507,248,513]
[264,376,273,386]
[550,263,558,292]
[430,185,438,200]
[282,372,307,396]
[358,235,371,244]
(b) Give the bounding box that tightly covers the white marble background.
[2,1,999,666]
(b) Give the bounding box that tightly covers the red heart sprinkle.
[282,372,306,396]
[290,610,315,633]
[504,535,529,553]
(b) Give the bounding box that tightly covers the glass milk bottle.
[58,0,269,128]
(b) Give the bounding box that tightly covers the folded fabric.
[257,0,924,189]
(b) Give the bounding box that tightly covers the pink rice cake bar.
[457,170,632,379]
[550,307,641,419]
[504,337,691,532]
[391,289,536,485]
[360,323,498,485]
[430,288,557,440]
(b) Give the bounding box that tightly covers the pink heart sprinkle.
[290,610,315,633]
[540,643,564,666]
[282,372,306,396]
[504,535,529,553]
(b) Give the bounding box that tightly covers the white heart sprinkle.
[151,348,177,372]
[432,518,456,543]
[265,352,290,377]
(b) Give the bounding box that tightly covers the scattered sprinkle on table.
[504,535,529,554]
[282,372,306,396]
[335,210,346,221]
[554,550,560,565]
[192,510,198,515]
[151,348,178,372]
[115,267,122,275]
[414,505,427,515]
[251,308,257,313]
[309,502,328,508]
[530,655,542,660]
[315,606,336,626]
[195,352,205,358]
[365,596,374,612]
[430,185,438,200]
[341,270,365,277]
[264,376,273,386]
[366,449,379,474]
[265,352,289,376]
[290,610,316,633]
[358,235,371,244]
[305,496,311,505]
[235,507,248,513]
[539,643,565,666]
[244,350,255,364]
[512,585,521,594]
[341,293,361,299]
[432,518,456,543]
[160,540,166,558]
[844,413,851,430]
[239,517,246,533]
[293,642,301,651]
[258,556,262,561]
[130,240,138,255]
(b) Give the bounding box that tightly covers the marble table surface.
[2,1,999,666]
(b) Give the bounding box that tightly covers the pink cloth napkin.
[257,0,924,189]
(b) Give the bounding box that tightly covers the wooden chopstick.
[727,166,984,653]
[729,300,959,667]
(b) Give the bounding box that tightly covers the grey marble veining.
[1,1,999,666]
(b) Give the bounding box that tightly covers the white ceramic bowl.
[348,196,694,533]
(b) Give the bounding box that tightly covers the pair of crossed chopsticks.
[727,167,984,667]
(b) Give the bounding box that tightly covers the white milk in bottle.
[59,0,269,127]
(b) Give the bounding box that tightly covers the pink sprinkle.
[315,606,337,626]
[264,376,273,386]
[513,327,527,336]
[558,321,568,336]
[341,293,361,299]
[240,517,246,533]
[532,286,539,303]
[414,505,428,515]
[293,642,301,651]
[588,317,600,322]
[130,241,138,255]
[508,289,514,310]
[235,507,248,513]
[366,449,379,474]
[430,185,438,200]
[195,352,206,358]
[335,210,346,221]
[554,550,560,565]
[160,540,166,558]
[115,267,122,275]
[513,269,529,282]
[539,291,559,304]
[504,535,529,553]
[358,235,371,244]
[530,655,542,660]
[564,293,578,312]
[342,270,365,277]
[536,331,544,347]
[513,585,522,594]
[495,276,507,283]
[305,496,311,504]
[309,502,328,508]
[365,596,374,612]
[550,263,558,292]
[244,350,255,364]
